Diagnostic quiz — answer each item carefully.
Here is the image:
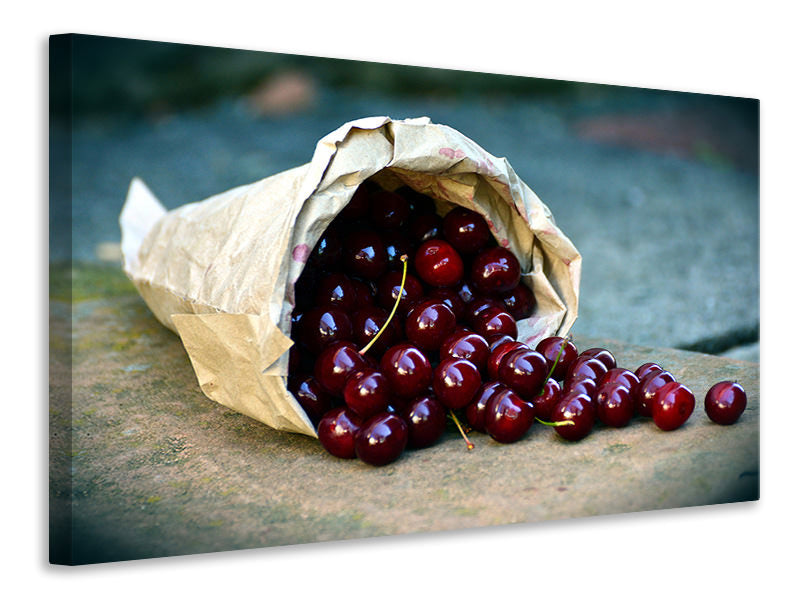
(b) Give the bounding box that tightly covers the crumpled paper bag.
[119,116,581,438]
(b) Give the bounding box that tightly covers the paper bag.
[120,116,581,437]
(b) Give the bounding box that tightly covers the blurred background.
[50,33,759,359]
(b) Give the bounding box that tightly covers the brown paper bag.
[119,116,581,438]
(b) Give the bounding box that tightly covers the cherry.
[290,375,335,425]
[470,247,521,294]
[317,406,363,459]
[343,368,391,419]
[498,282,535,320]
[404,395,447,449]
[302,306,353,354]
[398,186,437,216]
[484,387,536,444]
[442,206,491,255]
[338,183,372,220]
[405,300,457,352]
[427,287,467,321]
[343,230,389,279]
[487,333,516,352]
[355,412,408,466]
[531,378,562,420]
[314,341,366,396]
[414,239,465,288]
[652,381,695,431]
[704,381,747,425]
[409,212,443,243]
[497,347,549,399]
[466,297,506,323]
[455,280,478,305]
[472,306,518,340]
[308,230,343,270]
[535,336,578,381]
[350,278,375,307]
[578,347,617,371]
[487,340,528,380]
[595,381,634,427]
[634,362,663,381]
[315,272,357,311]
[379,342,433,399]
[551,392,595,441]
[466,381,507,433]
[433,357,483,410]
[634,370,676,417]
[376,271,424,313]
[561,377,598,403]
[351,306,401,356]
[439,331,491,373]
[370,190,410,230]
[598,367,640,391]
[564,355,608,384]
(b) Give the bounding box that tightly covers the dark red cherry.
[498,283,535,320]
[414,239,464,287]
[634,362,663,381]
[487,333,515,352]
[497,347,549,399]
[442,206,491,255]
[302,306,353,354]
[375,271,425,314]
[484,388,536,444]
[290,375,335,425]
[427,287,467,321]
[409,211,443,243]
[472,306,518,340]
[487,340,528,380]
[578,347,617,371]
[355,412,408,466]
[595,381,634,427]
[634,370,676,417]
[455,280,478,305]
[405,300,457,352]
[433,358,482,410]
[338,184,372,220]
[308,230,343,270]
[315,272,357,311]
[470,247,521,294]
[704,381,747,425]
[598,368,640,391]
[466,381,507,433]
[652,382,695,431]
[317,406,363,459]
[343,230,389,279]
[351,306,401,356]
[531,378,562,420]
[439,331,491,373]
[343,368,391,419]
[370,190,410,230]
[466,297,506,323]
[551,392,595,441]
[564,355,608,383]
[350,278,375,307]
[379,343,433,400]
[535,336,578,381]
[382,232,416,271]
[314,341,366,396]
[404,395,447,449]
[398,186,437,216]
[561,377,598,403]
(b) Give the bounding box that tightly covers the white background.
[4,1,797,597]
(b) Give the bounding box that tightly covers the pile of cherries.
[287,181,747,467]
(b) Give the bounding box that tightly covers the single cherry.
[308,230,343,270]
[498,282,535,320]
[404,395,447,449]
[484,387,536,444]
[370,190,410,230]
[531,378,562,420]
[704,381,747,425]
[302,306,353,354]
[379,342,433,400]
[355,412,408,466]
[487,333,516,353]
[427,287,467,321]
[315,272,357,311]
[471,306,518,340]
[290,375,335,425]
[561,377,598,403]
[442,206,491,255]
[317,406,363,459]
[578,347,617,371]
[343,368,391,419]
[634,362,663,381]
[652,381,695,431]
[433,357,483,410]
[376,271,424,314]
[409,211,443,243]
[466,297,506,323]
[564,355,608,383]
[535,336,578,381]
[635,369,676,417]
[598,367,640,391]
[487,340,529,380]
[414,239,464,288]
[496,347,549,399]
[470,247,521,294]
[405,300,457,352]
[466,381,507,433]
[314,341,366,396]
[338,183,372,220]
[343,230,389,279]
[439,331,491,373]
[351,306,402,356]
[595,381,634,427]
[350,278,375,307]
[383,232,416,271]
[551,392,595,441]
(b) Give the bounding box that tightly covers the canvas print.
[49,34,759,565]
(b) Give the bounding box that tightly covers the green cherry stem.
[359,254,408,356]
[537,333,573,396]
[449,410,475,451]
[535,416,575,427]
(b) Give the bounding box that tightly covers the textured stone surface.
[50,276,759,565]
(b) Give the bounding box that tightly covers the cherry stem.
[535,416,575,427]
[449,410,475,451]
[359,254,408,356]
[538,334,571,395]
